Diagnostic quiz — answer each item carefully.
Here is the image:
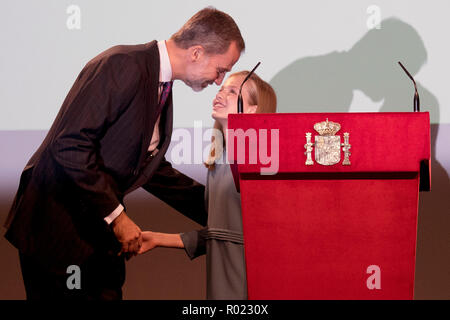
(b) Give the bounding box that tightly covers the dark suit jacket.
[4,41,207,272]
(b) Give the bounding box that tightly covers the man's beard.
[185,78,212,92]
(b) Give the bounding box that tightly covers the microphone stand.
[237,62,261,113]
[398,61,420,112]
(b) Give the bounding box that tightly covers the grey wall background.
[0,0,449,299]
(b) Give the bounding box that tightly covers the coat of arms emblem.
[304,119,351,166]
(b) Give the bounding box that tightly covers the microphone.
[237,62,261,113]
[398,61,420,112]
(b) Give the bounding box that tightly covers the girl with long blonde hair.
[139,71,277,299]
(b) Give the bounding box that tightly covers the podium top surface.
[227,112,430,178]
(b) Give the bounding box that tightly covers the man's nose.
[215,73,225,85]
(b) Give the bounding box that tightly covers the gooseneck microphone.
[237,62,261,113]
[398,61,420,112]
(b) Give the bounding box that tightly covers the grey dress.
[180,151,247,300]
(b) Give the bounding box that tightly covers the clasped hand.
[111,211,142,259]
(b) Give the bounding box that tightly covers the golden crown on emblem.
[314,118,341,136]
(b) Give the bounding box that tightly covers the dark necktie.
[144,81,172,159]
[157,81,173,115]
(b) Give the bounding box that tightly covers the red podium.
[227,113,430,300]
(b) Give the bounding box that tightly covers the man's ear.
[189,45,205,62]
[246,105,258,114]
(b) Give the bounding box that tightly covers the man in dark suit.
[3,7,244,300]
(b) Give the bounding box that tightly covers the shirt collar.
[157,40,172,83]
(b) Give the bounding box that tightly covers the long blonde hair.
[205,71,277,169]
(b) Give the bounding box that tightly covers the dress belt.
[201,227,244,244]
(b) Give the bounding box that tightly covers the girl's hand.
[138,231,159,254]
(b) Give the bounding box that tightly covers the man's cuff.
[104,204,124,225]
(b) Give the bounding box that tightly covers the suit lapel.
[124,40,174,194]
[137,41,160,171]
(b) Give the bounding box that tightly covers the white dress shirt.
[104,40,173,224]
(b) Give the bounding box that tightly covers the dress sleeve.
[180,228,207,260]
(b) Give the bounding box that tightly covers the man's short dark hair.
[171,7,245,54]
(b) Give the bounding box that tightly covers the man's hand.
[111,211,142,258]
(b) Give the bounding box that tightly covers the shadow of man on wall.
[270,17,450,299]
